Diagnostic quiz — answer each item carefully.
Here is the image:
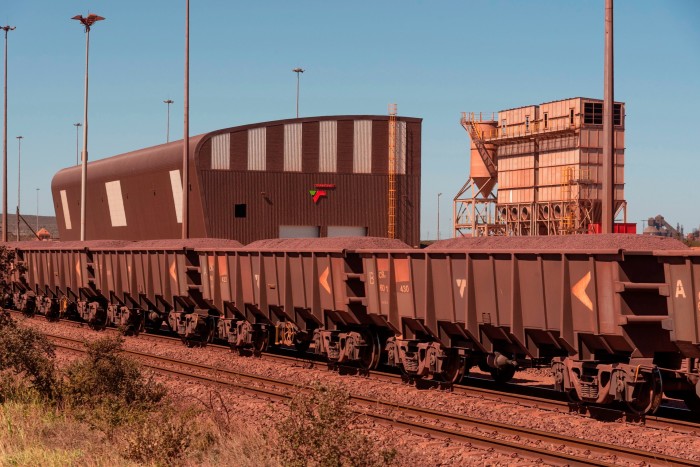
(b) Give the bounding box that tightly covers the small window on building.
[525,116,530,132]
[543,112,548,129]
[583,102,603,125]
[569,108,575,126]
[501,119,507,136]
[613,103,622,126]
[234,204,246,218]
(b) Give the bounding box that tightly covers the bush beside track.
[0,310,394,466]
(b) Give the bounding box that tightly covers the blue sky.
[3,1,700,238]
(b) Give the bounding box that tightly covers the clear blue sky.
[4,1,700,238]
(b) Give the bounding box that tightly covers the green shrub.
[0,310,58,400]
[62,335,166,435]
[276,382,396,467]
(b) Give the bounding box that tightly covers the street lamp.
[292,67,304,118]
[72,13,105,242]
[2,25,16,243]
[15,135,21,240]
[164,99,174,143]
[437,193,442,240]
[73,123,81,165]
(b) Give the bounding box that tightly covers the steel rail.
[45,332,700,467]
[11,308,700,435]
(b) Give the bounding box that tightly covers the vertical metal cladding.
[319,120,337,173]
[284,123,302,172]
[211,133,231,170]
[247,127,266,171]
[353,120,372,173]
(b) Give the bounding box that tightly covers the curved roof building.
[51,115,422,245]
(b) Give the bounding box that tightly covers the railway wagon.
[371,235,698,414]
[89,239,243,337]
[197,237,407,364]
[11,240,132,322]
[4,235,700,414]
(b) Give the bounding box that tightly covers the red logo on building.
[309,184,336,204]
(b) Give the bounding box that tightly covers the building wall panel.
[211,133,231,170]
[318,120,337,173]
[266,125,284,172]
[353,120,372,173]
[336,120,354,174]
[248,127,267,171]
[283,123,302,172]
[230,130,248,171]
[302,121,320,173]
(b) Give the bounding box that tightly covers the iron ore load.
[51,115,422,246]
[4,234,700,415]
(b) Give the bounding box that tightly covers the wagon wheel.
[293,332,312,352]
[252,328,270,355]
[625,367,663,415]
[439,352,465,384]
[489,365,516,384]
[358,330,381,371]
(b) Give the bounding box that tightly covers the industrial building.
[454,97,629,236]
[52,115,422,245]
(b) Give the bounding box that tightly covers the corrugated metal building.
[455,98,626,236]
[51,115,422,246]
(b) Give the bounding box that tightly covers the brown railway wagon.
[197,237,407,357]
[51,115,422,246]
[4,235,699,414]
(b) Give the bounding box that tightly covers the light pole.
[72,13,104,242]
[182,0,190,239]
[164,99,174,143]
[292,67,304,118]
[35,188,38,232]
[2,25,15,243]
[437,192,442,240]
[15,135,21,240]
[73,123,81,165]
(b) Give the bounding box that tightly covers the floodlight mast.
[72,13,105,241]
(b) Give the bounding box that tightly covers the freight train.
[2,234,699,415]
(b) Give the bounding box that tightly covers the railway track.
[10,310,700,422]
[10,309,700,435]
[41,330,700,466]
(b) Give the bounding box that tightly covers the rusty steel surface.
[51,115,422,246]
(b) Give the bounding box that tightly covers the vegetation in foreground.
[0,310,395,466]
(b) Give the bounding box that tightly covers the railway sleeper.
[552,357,664,415]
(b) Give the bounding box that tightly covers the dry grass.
[0,397,278,467]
